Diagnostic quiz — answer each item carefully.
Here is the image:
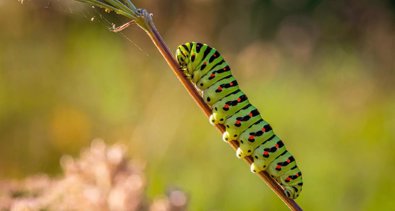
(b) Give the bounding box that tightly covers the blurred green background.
[1,0,395,210]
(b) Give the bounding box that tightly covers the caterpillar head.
[176,43,197,82]
[176,44,194,78]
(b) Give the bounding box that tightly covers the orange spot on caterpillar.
[229,82,234,86]
[263,151,269,156]
[249,135,254,140]
[237,98,241,102]
[261,127,266,132]
[249,112,253,117]
[275,144,279,148]
[210,73,215,78]
[224,104,229,109]
[217,86,223,91]
[287,159,291,163]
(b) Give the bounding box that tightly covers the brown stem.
[137,9,302,211]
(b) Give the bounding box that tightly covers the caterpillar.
[175,42,303,199]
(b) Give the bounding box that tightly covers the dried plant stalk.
[74,1,303,210]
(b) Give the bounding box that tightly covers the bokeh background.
[1,0,395,210]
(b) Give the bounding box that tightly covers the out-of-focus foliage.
[0,0,394,210]
[0,140,188,211]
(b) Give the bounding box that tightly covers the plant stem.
[136,9,303,211]
[74,0,303,209]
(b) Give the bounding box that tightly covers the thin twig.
[74,1,303,210]
[111,20,135,32]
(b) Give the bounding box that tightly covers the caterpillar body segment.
[278,167,303,199]
[202,76,240,106]
[250,137,302,199]
[196,61,230,90]
[210,90,250,125]
[236,120,274,158]
[222,104,262,142]
[176,42,303,199]
[267,151,296,178]
[250,135,286,172]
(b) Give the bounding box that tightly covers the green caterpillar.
[176,42,303,199]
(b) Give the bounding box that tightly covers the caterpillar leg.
[236,146,257,159]
[237,144,256,158]
[222,131,231,142]
[209,114,217,126]
[221,130,241,142]
[236,148,245,158]
[250,160,267,173]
